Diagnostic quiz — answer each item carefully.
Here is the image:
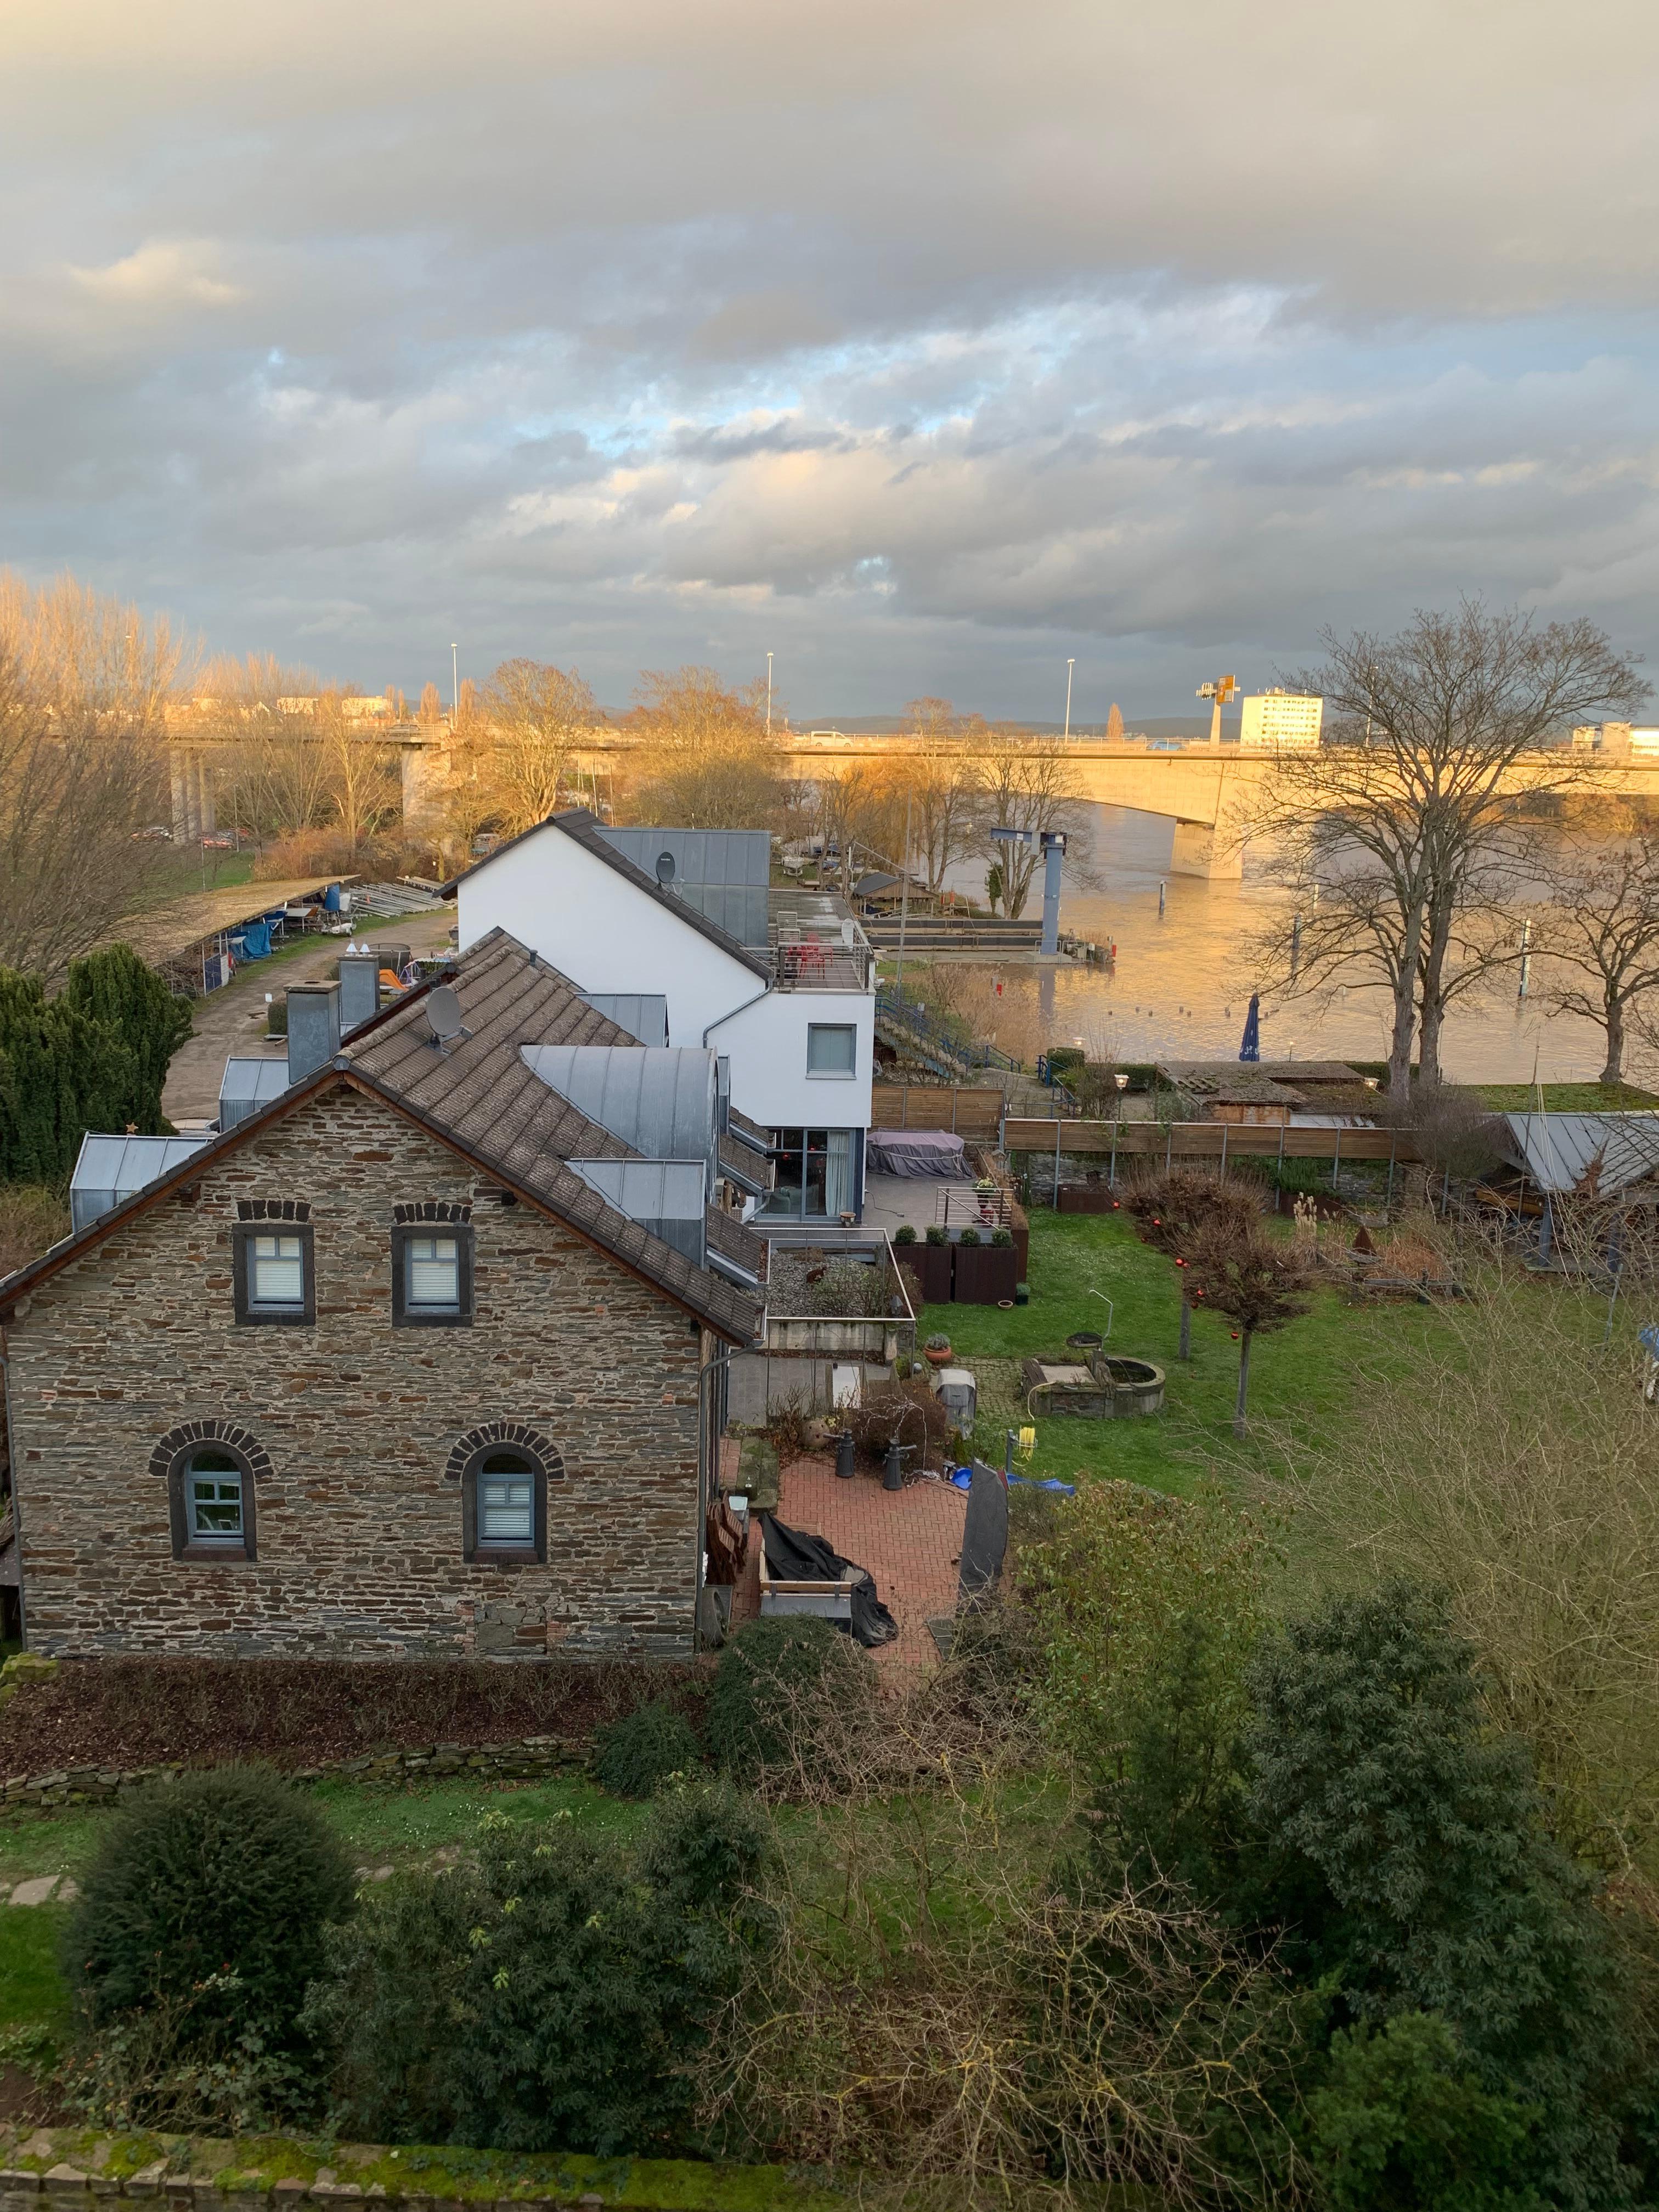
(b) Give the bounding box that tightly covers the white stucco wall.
[454,823,873,1135]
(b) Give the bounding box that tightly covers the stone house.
[0,932,761,1662]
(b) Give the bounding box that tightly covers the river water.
[933,804,1644,1087]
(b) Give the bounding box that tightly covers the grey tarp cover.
[761,1515,899,1647]
[865,1129,969,1177]
[958,1463,1009,1607]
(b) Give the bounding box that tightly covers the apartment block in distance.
[1239,689,1323,751]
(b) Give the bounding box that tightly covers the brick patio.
[730,1450,967,1667]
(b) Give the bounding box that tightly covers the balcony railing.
[773,940,874,991]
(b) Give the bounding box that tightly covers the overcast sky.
[3,0,1656,720]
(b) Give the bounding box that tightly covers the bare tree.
[1106,702,1125,741]
[315,690,398,856]
[975,730,1089,917]
[481,658,598,834]
[0,572,189,978]
[901,696,984,893]
[1250,605,1647,1096]
[1179,1217,1311,1437]
[630,665,783,827]
[1534,813,1659,1086]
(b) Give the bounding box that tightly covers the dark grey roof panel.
[579,994,669,1049]
[520,1045,717,1165]
[566,1158,709,1220]
[597,827,771,948]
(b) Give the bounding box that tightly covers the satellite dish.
[424,985,467,1047]
[655,851,676,888]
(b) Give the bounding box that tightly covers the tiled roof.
[442,809,771,983]
[343,930,762,1341]
[0,930,763,1347]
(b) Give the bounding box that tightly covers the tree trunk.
[1386,901,1426,1098]
[1602,989,1625,1087]
[1179,1287,1192,1362]
[1233,1330,1253,1438]
[1417,897,1453,1090]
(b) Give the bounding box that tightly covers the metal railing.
[773,941,873,990]
[874,989,1024,1076]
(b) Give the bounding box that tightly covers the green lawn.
[1472,1080,1659,1111]
[919,1207,1443,1491]
[0,1908,71,2038]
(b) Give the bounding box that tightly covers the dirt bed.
[1,1656,700,1776]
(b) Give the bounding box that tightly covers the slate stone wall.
[3,1082,704,1660]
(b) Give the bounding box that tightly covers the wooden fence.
[870,1085,1006,1139]
[1002,1118,1420,1167]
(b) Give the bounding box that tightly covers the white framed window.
[234,1221,314,1325]
[478,1453,535,1544]
[251,1234,304,1305]
[807,1023,857,1077]
[393,1222,474,1325]
[407,1235,460,1307]
[185,1448,244,1545]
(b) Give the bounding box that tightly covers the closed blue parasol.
[1239,992,1260,1062]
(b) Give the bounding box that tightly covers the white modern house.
[443,811,877,1223]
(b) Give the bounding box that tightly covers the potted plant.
[893,1224,918,1245]
[923,1331,953,1368]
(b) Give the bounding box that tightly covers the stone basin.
[1020,1352,1166,1418]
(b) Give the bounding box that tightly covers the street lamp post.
[766,651,774,736]
[450,644,459,720]
[1064,658,1075,741]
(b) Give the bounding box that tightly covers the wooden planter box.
[952,1244,1020,1305]
[1058,1186,1115,1215]
[906,1242,954,1306]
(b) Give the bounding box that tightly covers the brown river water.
[927,804,1647,1088]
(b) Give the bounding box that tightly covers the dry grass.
[0,1186,68,1279]
[1250,1222,1659,1873]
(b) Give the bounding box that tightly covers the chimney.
[338,953,380,1035]
[287,980,343,1084]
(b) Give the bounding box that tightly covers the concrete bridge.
[165,722,1659,881]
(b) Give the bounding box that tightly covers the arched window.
[153,1423,268,1562]
[185,1448,245,1545]
[450,1425,558,1565]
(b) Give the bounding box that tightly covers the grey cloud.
[1,1,1657,712]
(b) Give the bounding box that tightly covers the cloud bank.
[2,0,1656,715]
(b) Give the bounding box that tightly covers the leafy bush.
[1019,1482,1272,1765]
[990,1226,1013,1248]
[1245,1581,1644,2206]
[893,1223,917,1245]
[925,1223,947,1246]
[1309,2012,1542,2211]
[62,1767,355,2124]
[322,1790,774,2155]
[592,1701,703,1798]
[957,1224,981,1246]
[63,943,191,1131]
[706,1615,847,1781]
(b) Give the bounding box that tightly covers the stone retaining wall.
[1,1733,591,1812]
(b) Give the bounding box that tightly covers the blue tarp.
[234,920,273,959]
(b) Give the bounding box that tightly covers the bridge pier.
[1170,820,1242,881]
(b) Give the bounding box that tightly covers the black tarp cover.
[761,1515,899,1647]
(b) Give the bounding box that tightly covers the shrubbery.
[319,1784,774,2155]
[706,1615,849,1782]
[592,1700,703,1798]
[62,1765,355,2126]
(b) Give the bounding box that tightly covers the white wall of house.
[712,987,874,1132]
[454,820,874,1144]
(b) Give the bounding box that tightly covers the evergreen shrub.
[706,1614,844,1780]
[592,1700,703,1798]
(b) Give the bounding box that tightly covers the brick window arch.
[445,1421,562,1566]
[151,1420,271,1563]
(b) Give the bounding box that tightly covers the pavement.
[731,1450,968,1668]
[163,903,456,1121]
[861,1169,975,1239]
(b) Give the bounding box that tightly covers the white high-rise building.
[1239,689,1322,751]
